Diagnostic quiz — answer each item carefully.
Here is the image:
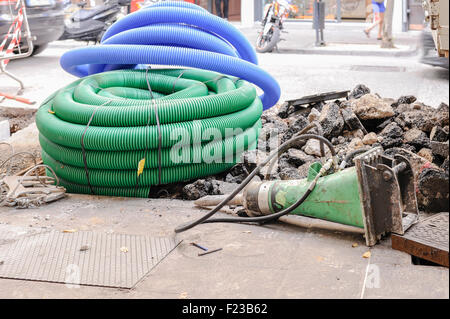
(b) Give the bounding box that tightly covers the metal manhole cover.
[0,230,180,288]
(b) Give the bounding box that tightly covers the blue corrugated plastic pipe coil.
[59,0,280,110]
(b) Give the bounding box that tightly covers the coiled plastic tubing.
[37,1,280,197]
[59,0,280,110]
[36,69,262,197]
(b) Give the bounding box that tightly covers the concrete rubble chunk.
[430,126,449,142]
[350,94,395,120]
[417,148,433,163]
[348,84,370,100]
[391,95,417,107]
[277,102,291,119]
[396,102,447,133]
[281,116,309,146]
[318,102,344,139]
[380,122,403,148]
[418,168,449,213]
[285,148,314,167]
[303,139,324,157]
[340,105,367,133]
[403,128,431,149]
[182,178,222,200]
[431,140,449,158]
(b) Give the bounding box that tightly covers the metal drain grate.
[0,230,180,288]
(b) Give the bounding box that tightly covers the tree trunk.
[381,0,395,48]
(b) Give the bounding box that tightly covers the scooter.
[59,0,131,43]
[255,0,297,53]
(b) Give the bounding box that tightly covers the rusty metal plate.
[0,230,180,288]
[285,90,349,107]
[392,213,449,267]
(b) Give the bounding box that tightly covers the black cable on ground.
[174,134,336,233]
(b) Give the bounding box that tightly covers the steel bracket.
[354,147,419,246]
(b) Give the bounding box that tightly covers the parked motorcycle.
[59,0,131,43]
[255,0,297,53]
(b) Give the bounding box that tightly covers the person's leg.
[365,12,380,36]
[223,0,229,19]
[377,12,384,39]
[215,0,222,18]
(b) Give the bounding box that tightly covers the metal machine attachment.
[353,147,419,246]
[194,147,419,247]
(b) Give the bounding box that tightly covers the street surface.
[0,23,448,299]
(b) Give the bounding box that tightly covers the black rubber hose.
[340,147,371,169]
[174,134,336,233]
[201,184,314,225]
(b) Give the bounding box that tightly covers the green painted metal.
[268,166,365,228]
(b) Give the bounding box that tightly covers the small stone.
[45,215,50,221]
[307,108,321,123]
[349,138,364,150]
[353,129,365,140]
[337,136,346,144]
[362,132,378,145]
[417,148,433,163]
[79,245,90,252]
[351,94,395,120]
[348,84,370,100]
[331,137,339,145]
[277,102,290,119]
[362,251,371,258]
[304,139,323,157]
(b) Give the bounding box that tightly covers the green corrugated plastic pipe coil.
[36,69,262,197]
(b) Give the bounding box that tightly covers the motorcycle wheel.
[255,26,280,53]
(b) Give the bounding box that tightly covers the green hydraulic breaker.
[242,147,419,246]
